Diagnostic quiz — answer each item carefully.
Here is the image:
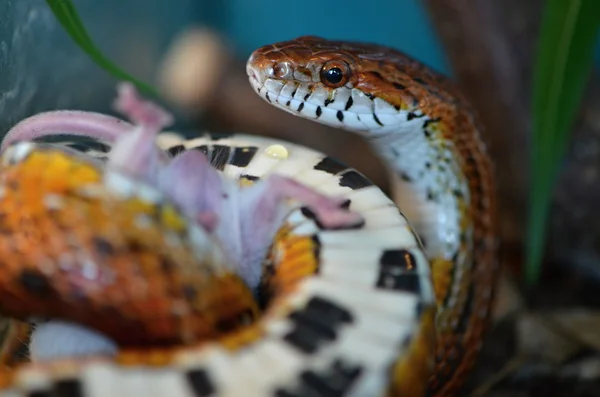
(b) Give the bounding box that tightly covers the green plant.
[46,0,159,97]
[527,0,600,285]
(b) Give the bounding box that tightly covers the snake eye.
[320,60,351,88]
[273,62,290,78]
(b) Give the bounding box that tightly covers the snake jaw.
[247,51,414,139]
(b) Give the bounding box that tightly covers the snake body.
[247,36,498,396]
[0,36,497,397]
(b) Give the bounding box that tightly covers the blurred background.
[2,0,600,395]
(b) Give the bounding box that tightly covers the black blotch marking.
[265,92,272,103]
[283,321,323,354]
[313,157,348,175]
[288,308,336,341]
[65,142,109,154]
[377,272,421,293]
[365,93,375,100]
[401,172,412,182]
[256,264,276,310]
[301,207,364,231]
[209,145,231,171]
[373,113,384,126]
[186,369,216,396]
[230,146,258,167]
[306,296,353,323]
[407,112,426,121]
[286,100,291,106]
[324,98,334,107]
[413,77,428,85]
[19,270,52,296]
[426,189,436,201]
[339,171,373,190]
[394,105,401,111]
[340,199,351,209]
[193,145,210,156]
[370,71,385,80]
[377,250,421,292]
[311,235,321,269]
[207,132,235,141]
[52,378,83,397]
[166,144,185,157]
[336,110,344,122]
[393,82,406,90]
[58,138,111,153]
[316,106,322,118]
[291,88,298,97]
[275,359,363,397]
[344,96,353,111]
[423,118,441,130]
[425,162,432,169]
[283,296,353,353]
[379,249,417,270]
[240,174,259,182]
[303,93,311,101]
[297,103,305,112]
[93,237,114,257]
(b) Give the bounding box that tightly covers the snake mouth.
[247,77,404,140]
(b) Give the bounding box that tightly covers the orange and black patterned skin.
[0,144,258,347]
[247,36,499,396]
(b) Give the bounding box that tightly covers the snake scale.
[0,36,498,397]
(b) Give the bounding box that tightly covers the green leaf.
[526,0,600,285]
[46,0,159,97]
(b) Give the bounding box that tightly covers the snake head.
[247,36,458,137]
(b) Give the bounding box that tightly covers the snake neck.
[367,106,497,397]
[369,123,470,266]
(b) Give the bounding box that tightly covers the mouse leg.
[106,83,173,181]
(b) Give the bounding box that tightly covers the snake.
[0,36,498,397]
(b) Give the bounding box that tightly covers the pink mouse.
[2,82,364,289]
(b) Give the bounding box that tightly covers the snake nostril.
[247,66,264,85]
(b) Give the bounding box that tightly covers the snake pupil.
[323,67,343,84]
